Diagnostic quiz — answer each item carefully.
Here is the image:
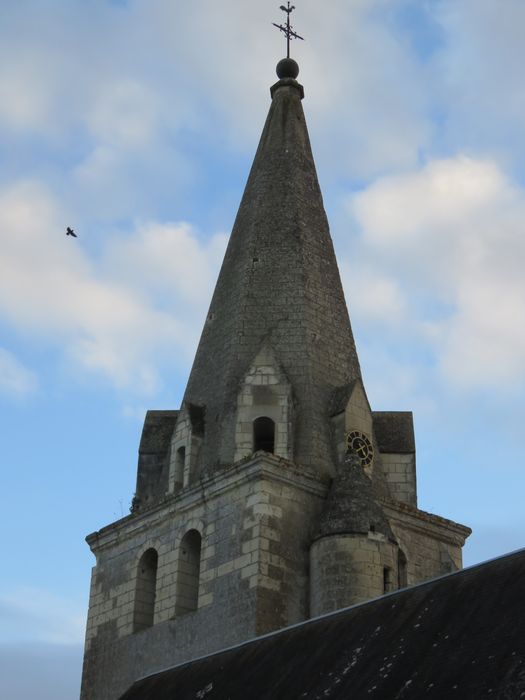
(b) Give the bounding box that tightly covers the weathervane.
[272,3,304,59]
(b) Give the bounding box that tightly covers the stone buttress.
[80,59,471,700]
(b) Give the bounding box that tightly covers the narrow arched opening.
[253,417,275,453]
[175,529,202,615]
[398,549,408,589]
[174,446,185,490]
[383,566,394,594]
[133,548,158,632]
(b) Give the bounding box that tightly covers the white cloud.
[86,80,160,148]
[155,0,431,174]
[346,156,525,390]
[0,588,85,645]
[1,0,524,190]
[104,221,228,306]
[0,59,53,131]
[1,1,525,400]
[0,0,428,174]
[144,0,278,146]
[433,0,525,164]
[0,348,37,397]
[357,343,435,415]
[0,181,226,395]
[300,0,432,178]
[0,5,93,136]
[352,157,508,242]
[340,261,407,326]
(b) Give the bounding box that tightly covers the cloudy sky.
[1,0,525,697]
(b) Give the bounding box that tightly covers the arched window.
[383,566,394,593]
[133,548,158,632]
[398,549,408,589]
[175,530,202,615]
[174,446,185,490]
[253,417,275,453]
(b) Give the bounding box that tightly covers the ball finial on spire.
[276,57,300,79]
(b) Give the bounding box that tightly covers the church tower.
[80,52,471,700]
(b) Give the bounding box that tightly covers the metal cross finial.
[272,2,304,59]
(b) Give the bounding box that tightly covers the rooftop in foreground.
[120,548,525,700]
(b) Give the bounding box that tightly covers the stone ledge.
[381,497,472,545]
[87,454,329,554]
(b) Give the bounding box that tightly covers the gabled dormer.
[330,379,377,479]
[133,410,178,511]
[234,345,293,462]
[167,402,205,493]
[329,383,417,506]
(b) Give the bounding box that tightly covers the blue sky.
[1,1,525,697]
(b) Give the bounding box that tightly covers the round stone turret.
[309,451,400,616]
[276,57,299,79]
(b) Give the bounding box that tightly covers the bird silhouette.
[66,227,77,237]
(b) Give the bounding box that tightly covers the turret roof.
[316,451,396,540]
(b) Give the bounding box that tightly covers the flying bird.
[66,227,77,237]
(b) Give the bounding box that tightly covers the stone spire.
[183,61,361,476]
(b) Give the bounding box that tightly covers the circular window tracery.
[346,430,374,466]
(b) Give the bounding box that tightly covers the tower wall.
[383,500,467,582]
[310,535,398,617]
[81,455,328,700]
[381,453,417,506]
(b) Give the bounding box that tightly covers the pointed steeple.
[183,61,361,476]
[82,44,471,700]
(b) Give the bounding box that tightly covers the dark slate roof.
[183,74,361,474]
[317,452,394,540]
[373,411,415,454]
[119,549,525,700]
[139,410,178,455]
[328,380,358,417]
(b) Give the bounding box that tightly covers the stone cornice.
[381,497,472,545]
[86,454,329,554]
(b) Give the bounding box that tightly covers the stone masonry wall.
[310,534,398,617]
[380,453,417,506]
[309,500,470,619]
[81,455,328,700]
[382,500,470,586]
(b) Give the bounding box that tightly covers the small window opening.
[383,566,393,594]
[253,417,275,453]
[175,530,202,616]
[133,548,158,632]
[398,549,408,589]
[174,446,185,490]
